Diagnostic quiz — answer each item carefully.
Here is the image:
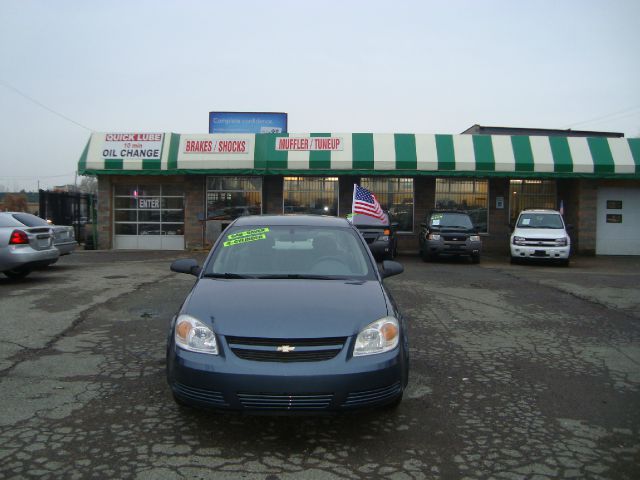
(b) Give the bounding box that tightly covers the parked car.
[418,210,482,263]
[351,211,398,260]
[2,212,77,256]
[510,209,571,266]
[0,215,59,279]
[167,215,408,413]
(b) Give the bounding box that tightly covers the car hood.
[512,228,567,239]
[182,279,389,338]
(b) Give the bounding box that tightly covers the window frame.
[434,178,490,234]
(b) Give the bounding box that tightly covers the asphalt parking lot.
[0,251,639,479]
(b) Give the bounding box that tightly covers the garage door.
[113,184,185,250]
[596,187,640,255]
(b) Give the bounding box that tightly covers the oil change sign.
[101,133,164,159]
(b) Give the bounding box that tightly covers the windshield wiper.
[202,273,255,279]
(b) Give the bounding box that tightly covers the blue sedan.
[167,215,408,413]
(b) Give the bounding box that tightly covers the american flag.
[352,184,385,221]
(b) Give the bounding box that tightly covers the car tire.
[510,256,518,265]
[471,254,480,264]
[559,258,570,267]
[3,269,31,279]
[421,251,432,262]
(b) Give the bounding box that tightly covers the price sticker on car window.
[223,228,270,247]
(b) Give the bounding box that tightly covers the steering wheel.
[310,256,348,273]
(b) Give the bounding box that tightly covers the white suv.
[510,209,571,265]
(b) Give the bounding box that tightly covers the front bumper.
[425,240,482,257]
[367,239,392,258]
[167,338,406,412]
[510,245,570,260]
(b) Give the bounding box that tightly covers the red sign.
[275,137,343,151]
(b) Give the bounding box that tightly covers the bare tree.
[78,176,97,194]
[3,193,28,212]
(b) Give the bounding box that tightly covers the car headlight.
[174,314,218,354]
[469,235,480,242]
[354,316,399,357]
[428,233,441,240]
[512,236,526,245]
[555,237,568,246]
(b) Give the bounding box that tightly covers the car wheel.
[559,258,570,267]
[4,269,31,279]
[471,254,480,264]
[421,251,432,262]
[510,256,518,265]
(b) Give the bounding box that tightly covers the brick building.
[78,130,640,255]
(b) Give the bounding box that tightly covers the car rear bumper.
[0,245,59,272]
[510,245,570,260]
[167,341,407,412]
[55,241,78,256]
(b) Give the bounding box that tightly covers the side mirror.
[171,258,201,276]
[381,260,404,278]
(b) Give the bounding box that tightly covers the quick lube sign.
[101,133,164,159]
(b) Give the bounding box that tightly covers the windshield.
[430,213,474,229]
[205,225,375,279]
[12,213,49,227]
[517,213,564,229]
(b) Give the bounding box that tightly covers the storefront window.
[206,176,262,220]
[360,177,414,232]
[113,184,184,236]
[509,180,557,224]
[283,177,339,216]
[435,178,489,233]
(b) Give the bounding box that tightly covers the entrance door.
[596,187,640,255]
[113,184,185,250]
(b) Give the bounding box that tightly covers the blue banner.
[209,112,288,134]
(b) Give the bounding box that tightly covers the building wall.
[485,178,510,254]
[95,173,638,256]
[96,176,112,250]
[184,175,206,250]
[576,179,598,255]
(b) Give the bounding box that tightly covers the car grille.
[226,336,346,363]
[237,392,333,411]
[443,234,468,242]
[342,382,402,408]
[520,238,557,247]
[172,382,228,406]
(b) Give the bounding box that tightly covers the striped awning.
[78,132,640,178]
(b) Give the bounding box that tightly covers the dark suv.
[351,212,398,260]
[418,210,482,263]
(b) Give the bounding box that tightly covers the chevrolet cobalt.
[167,215,408,413]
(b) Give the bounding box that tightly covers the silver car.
[0,214,59,279]
[1,212,77,256]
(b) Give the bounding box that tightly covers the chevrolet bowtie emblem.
[277,345,295,353]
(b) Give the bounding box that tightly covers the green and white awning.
[78,132,640,178]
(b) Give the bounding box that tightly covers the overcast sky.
[1,0,639,191]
